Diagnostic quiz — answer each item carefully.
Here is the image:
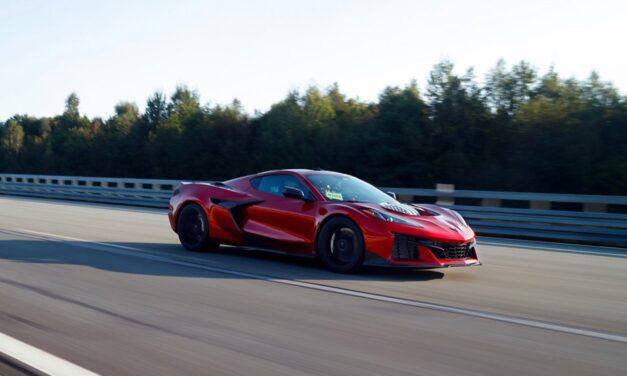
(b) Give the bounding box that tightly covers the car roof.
[257,169,346,177]
[223,169,348,188]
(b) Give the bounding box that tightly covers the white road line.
[0,332,99,376]
[6,227,627,345]
[478,238,627,258]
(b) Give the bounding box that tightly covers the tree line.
[1,60,626,195]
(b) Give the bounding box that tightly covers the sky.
[1,0,626,120]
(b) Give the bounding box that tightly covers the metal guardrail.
[382,184,627,246]
[1,174,626,246]
[0,174,182,208]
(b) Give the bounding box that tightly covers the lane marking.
[4,227,627,345]
[478,238,627,258]
[0,332,99,376]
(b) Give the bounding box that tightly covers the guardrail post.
[397,194,413,203]
[435,183,455,206]
[583,203,608,212]
[481,198,502,207]
[530,201,551,210]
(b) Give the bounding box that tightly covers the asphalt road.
[1,196,626,375]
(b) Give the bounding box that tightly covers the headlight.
[361,208,422,228]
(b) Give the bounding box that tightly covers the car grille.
[443,243,471,259]
[391,235,474,260]
[391,235,420,260]
[429,243,472,259]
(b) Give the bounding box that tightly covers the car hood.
[354,202,474,242]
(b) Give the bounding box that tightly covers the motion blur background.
[1,0,626,194]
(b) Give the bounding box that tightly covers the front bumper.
[364,255,482,268]
[363,233,481,269]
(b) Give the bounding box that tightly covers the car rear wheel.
[177,203,220,252]
[317,217,364,273]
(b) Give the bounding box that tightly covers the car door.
[241,174,318,255]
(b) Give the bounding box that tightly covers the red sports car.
[168,169,480,273]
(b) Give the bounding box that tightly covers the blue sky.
[1,0,625,120]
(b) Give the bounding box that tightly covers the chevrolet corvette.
[168,169,480,273]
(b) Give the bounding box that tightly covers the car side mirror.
[283,186,306,200]
[386,191,397,199]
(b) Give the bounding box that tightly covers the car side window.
[253,175,313,199]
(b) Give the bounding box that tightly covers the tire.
[176,203,220,252]
[317,217,365,273]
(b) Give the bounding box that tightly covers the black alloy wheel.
[177,204,220,252]
[317,217,365,273]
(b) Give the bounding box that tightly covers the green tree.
[364,81,428,185]
[143,92,168,133]
[109,102,139,136]
[1,120,25,158]
[426,61,491,186]
[486,60,536,115]
[64,93,81,118]
[1,63,626,195]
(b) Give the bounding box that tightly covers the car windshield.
[306,174,398,204]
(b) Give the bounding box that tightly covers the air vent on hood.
[380,203,419,216]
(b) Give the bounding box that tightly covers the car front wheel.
[317,217,365,273]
